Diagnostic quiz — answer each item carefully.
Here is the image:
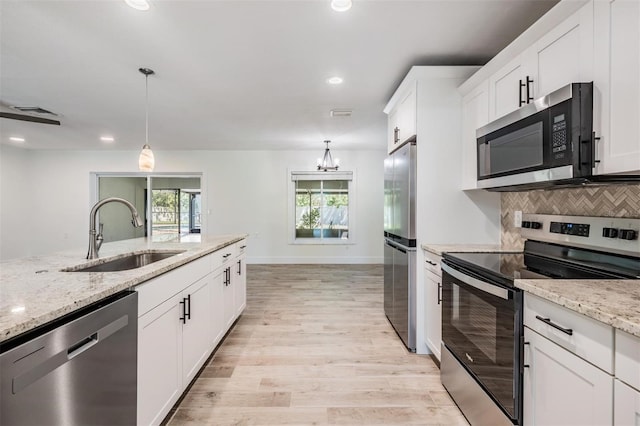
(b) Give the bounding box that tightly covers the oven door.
[441,261,523,422]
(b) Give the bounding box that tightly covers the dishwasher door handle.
[12,314,129,394]
[67,333,98,360]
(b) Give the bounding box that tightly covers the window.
[290,171,354,244]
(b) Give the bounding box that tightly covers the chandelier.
[317,140,340,171]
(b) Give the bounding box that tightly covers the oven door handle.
[441,263,509,300]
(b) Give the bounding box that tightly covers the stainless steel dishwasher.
[1,291,137,425]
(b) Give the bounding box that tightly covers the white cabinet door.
[234,254,247,316]
[461,80,489,189]
[181,275,213,384]
[387,108,400,154]
[489,54,526,121]
[488,2,593,121]
[222,266,236,329]
[523,327,614,426]
[593,0,640,175]
[210,267,225,347]
[138,294,183,426]
[397,84,417,144]
[615,379,640,426]
[529,2,593,99]
[423,268,442,361]
[387,82,417,154]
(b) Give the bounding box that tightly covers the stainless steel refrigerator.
[383,142,417,352]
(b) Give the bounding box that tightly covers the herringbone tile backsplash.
[501,185,640,250]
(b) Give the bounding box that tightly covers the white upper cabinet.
[386,82,417,154]
[593,0,640,175]
[489,55,527,121]
[488,2,594,121]
[461,79,489,189]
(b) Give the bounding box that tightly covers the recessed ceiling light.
[125,0,150,11]
[327,76,344,85]
[331,0,352,12]
[9,137,25,143]
[100,136,115,143]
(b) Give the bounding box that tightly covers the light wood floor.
[166,264,468,425]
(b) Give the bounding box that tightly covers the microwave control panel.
[551,113,568,157]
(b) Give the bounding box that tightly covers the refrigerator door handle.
[384,239,407,253]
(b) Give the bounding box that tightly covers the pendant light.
[317,140,340,171]
[138,67,155,172]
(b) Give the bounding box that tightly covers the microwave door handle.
[441,263,509,300]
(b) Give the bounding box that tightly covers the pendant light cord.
[145,73,149,146]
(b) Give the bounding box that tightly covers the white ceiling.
[0,0,558,152]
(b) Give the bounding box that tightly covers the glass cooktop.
[443,240,640,287]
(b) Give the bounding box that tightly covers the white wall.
[0,148,386,263]
[0,145,34,259]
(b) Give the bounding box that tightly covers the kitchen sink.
[63,250,186,272]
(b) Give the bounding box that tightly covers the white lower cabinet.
[234,251,247,316]
[137,294,183,426]
[523,326,614,426]
[423,267,441,361]
[210,267,226,347]
[222,264,235,329]
[181,276,213,384]
[615,379,640,426]
[137,238,248,426]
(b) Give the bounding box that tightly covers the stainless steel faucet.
[87,197,144,259]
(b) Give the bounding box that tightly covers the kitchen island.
[0,234,247,343]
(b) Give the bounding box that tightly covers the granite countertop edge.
[421,243,517,256]
[515,279,640,338]
[0,234,248,344]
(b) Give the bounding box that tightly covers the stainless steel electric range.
[440,214,640,426]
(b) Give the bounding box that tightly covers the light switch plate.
[514,210,522,227]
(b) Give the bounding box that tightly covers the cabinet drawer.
[524,293,614,373]
[136,255,210,316]
[423,251,442,276]
[211,244,236,271]
[615,379,640,426]
[236,239,248,256]
[616,329,640,391]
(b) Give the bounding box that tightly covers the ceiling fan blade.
[0,111,61,125]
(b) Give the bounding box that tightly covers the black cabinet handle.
[525,76,534,103]
[240,245,247,249]
[393,126,400,143]
[179,298,187,324]
[237,259,242,275]
[223,253,232,259]
[535,315,573,335]
[437,283,442,305]
[519,79,526,107]
[425,260,437,266]
[185,294,191,321]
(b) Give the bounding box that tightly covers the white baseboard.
[247,256,383,264]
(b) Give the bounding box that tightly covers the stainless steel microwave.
[476,82,596,191]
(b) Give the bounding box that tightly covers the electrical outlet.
[514,210,523,228]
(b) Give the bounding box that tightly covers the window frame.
[288,170,355,245]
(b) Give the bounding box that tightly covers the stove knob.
[602,227,618,238]
[531,221,542,230]
[619,229,637,240]
[522,221,531,229]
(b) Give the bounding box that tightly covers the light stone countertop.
[516,279,640,338]
[0,234,247,343]
[421,243,516,256]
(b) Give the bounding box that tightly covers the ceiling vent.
[330,109,352,117]
[12,106,58,115]
[0,103,61,125]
